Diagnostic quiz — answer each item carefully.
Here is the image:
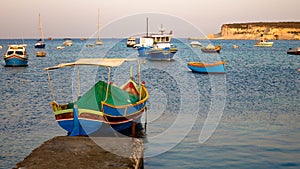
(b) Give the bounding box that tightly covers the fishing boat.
[287,46,300,55]
[4,44,28,66]
[126,37,136,47]
[136,18,178,60]
[187,61,226,74]
[44,58,148,136]
[95,9,103,45]
[34,14,46,48]
[201,44,221,53]
[190,41,202,48]
[254,38,273,47]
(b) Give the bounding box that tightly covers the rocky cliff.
[209,22,300,40]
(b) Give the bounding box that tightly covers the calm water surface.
[0,39,299,169]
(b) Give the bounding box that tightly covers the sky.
[1,0,299,39]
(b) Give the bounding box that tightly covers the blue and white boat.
[187,61,226,74]
[136,19,178,60]
[4,44,28,66]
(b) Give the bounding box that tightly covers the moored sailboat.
[34,13,46,48]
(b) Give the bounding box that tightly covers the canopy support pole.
[46,70,55,101]
[104,67,111,103]
[77,67,81,98]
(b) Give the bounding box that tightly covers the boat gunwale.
[188,61,226,67]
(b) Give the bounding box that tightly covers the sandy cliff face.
[212,22,300,40]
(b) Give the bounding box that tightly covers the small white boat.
[126,37,136,47]
[63,39,73,46]
[56,46,65,50]
[233,45,239,48]
[254,38,273,47]
[190,41,202,48]
[0,45,3,49]
[86,44,95,48]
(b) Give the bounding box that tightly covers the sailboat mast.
[98,9,100,40]
[146,17,149,37]
[39,13,44,41]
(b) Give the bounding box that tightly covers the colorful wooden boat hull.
[50,82,148,136]
[4,56,28,66]
[187,61,226,74]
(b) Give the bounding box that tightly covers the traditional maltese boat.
[201,44,221,53]
[45,58,149,136]
[187,61,226,74]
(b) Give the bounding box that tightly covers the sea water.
[0,38,299,169]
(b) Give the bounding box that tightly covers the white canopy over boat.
[45,58,137,70]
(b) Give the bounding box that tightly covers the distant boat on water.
[56,46,65,50]
[34,13,46,48]
[36,51,46,57]
[126,37,136,47]
[4,44,28,66]
[187,61,226,74]
[136,18,178,60]
[254,38,273,47]
[63,39,73,46]
[190,41,202,48]
[233,45,239,48]
[287,46,300,55]
[201,44,221,53]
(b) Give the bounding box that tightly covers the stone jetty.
[14,136,144,169]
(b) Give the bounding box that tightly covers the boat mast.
[97,9,100,41]
[38,13,44,41]
[146,17,149,37]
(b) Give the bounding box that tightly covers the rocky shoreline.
[207,22,300,40]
